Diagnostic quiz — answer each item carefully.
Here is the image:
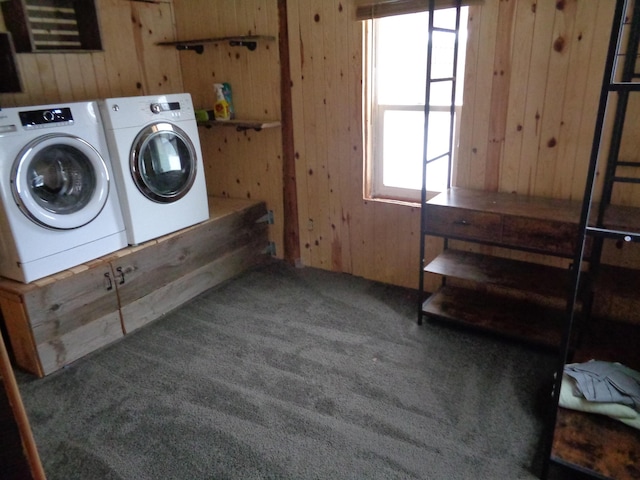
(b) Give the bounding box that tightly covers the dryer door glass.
[131,122,197,203]
[12,134,110,230]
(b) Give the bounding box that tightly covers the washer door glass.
[11,134,110,230]
[130,122,197,203]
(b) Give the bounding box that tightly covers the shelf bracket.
[236,125,263,132]
[175,44,204,54]
[229,40,257,51]
[256,210,275,225]
[174,40,256,54]
[262,242,277,256]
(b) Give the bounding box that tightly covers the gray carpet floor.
[16,260,566,480]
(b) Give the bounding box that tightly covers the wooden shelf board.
[603,203,640,233]
[551,408,640,480]
[591,265,640,324]
[156,35,275,47]
[427,187,585,224]
[198,119,281,131]
[549,319,640,480]
[574,319,640,370]
[422,285,566,348]
[593,264,640,298]
[424,250,577,299]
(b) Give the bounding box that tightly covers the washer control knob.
[150,103,161,114]
[42,111,55,122]
[112,105,120,112]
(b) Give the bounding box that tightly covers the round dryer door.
[11,134,110,230]
[130,122,197,203]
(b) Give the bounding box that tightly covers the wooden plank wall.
[457,0,616,201]
[2,0,639,290]
[0,0,183,107]
[286,0,426,290]
[284,0,626,289]
[458,0,640,270]
[170,0,284,259]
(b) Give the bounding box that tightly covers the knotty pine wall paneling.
[462,0,640,273]
[171,0,285,259]
[286,0,426,289]
[286,0,640,290]
[0,0,183,108]
[3,0,639,290]
[457,0,616,201]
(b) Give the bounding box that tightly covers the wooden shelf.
[156,35,275,53]
[549,319,640,479]
[591,264,640,324]
[424,188,592,258]
[603,203,640,233]
[420,188,591,346]
[198,118,281,132]
[424,250,578,300]
[426,187,586,225]
[422,285,566,348]
[551,408,640,480]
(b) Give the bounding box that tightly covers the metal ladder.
[417,0,463,324]
[589,0,640,262]
[542,0,640,477]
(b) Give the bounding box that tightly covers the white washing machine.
[98,93,209,245]
[0,101,127,283]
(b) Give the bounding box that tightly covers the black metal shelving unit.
[542,0,640,478]
[418,0,462,324]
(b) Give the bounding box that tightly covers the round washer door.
[130,122,197,203]
[11,133,110,230]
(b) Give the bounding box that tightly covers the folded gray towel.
[564,360,640,410]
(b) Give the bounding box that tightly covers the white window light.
[364,7,468,202]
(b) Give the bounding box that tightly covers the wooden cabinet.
[0,197,269,377]
[421,187,588,348]
[0,262,123,377]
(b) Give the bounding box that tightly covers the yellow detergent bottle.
[213,83,234,121]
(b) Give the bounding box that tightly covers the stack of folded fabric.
[559,360,640,430]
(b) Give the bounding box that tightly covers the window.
[364,7,468,202]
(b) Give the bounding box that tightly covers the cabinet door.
[114,202,267,333]
[20,263,122,376]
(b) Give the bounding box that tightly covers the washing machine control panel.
[19,107,74,129]
[150,102,181,114]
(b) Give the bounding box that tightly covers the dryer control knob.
[150,103,161,114]
[42,111,55,122]
[112,105,120,112]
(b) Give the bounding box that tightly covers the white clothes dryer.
[98,93,209,245]
[0,101,127,283]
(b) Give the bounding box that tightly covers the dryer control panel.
[19,108,74,129]
[150,101,180,114]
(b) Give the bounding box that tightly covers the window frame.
[363,7,467,203]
